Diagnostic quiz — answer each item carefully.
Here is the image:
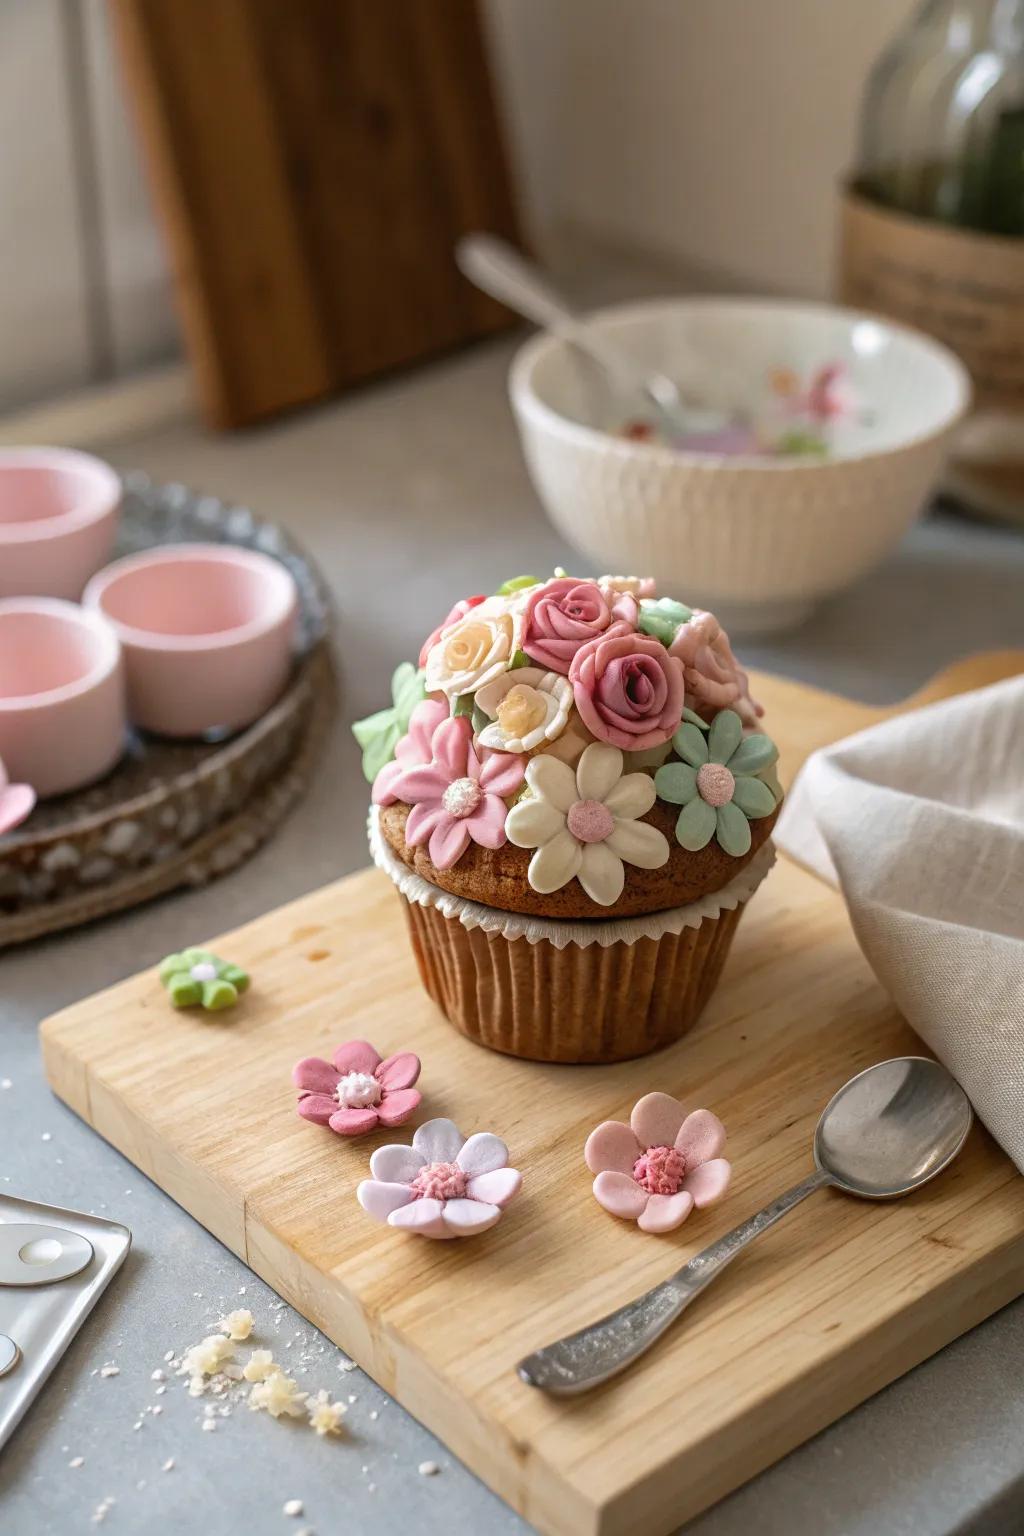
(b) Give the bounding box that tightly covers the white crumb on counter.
[68,1457,84,1469]
[418,1460,440,1477]
[99,1364,119,1378]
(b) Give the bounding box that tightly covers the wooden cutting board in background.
[111,0,520,428]
[40,656,1024,1536]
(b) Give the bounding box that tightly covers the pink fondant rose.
[569,631,684,752]
[387,715,526,870]
[521,577,637,675]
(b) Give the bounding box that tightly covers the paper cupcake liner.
[369,810,776,1064]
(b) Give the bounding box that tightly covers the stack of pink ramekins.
[0,448,298,832]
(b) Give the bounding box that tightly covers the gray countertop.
[2,336,1024,1536]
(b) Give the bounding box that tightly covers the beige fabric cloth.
[776,675,1024,1173]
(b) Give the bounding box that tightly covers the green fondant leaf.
[497,575,539,595]
[359,721,401,784]
[471,704,491,736]
[638,597,693,647]
[673,722,710,768]
[708,709,743,766]
[351,705,396,749]
[509,649,533,670]
[391,662,427,725]
[654,761,698,806]
[731,775,777,819]
[757,764,784,805]
[727,733,778,775]
[452,693,475,718]
[681,707,710,730]
[716,801,752,856]
[676,797,716,851]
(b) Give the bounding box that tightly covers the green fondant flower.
[159,949,250,1011]
[351,663,427,784]
[496,574,539,596]
[637,596,693,647]
[654,709,778,857]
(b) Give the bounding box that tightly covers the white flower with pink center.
[585,1092,732,1234]
[357,1118,522,1239]
[504,741,669,906]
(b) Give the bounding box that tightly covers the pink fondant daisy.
[385,716,526,870]
[357,1118,522,1239]
[584,1092,731,1234]
[292,1039,421,1136]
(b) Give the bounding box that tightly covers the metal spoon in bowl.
[517,1057,972,1395]
[455,233,728,443]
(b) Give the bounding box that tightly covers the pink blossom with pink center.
[521,577,638,675]
[371,697,449,807]
[292,1039,422,1136]
[569,631,685,752]
[357,1118,522,1240]
[417,594,487,669]
[385,715,525,870]
[584,1092,731,1234]
[668,610,763,728]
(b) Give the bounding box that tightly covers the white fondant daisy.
[474,667,573,753]
[504,743,669,906]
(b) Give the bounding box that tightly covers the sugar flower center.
[411,1160,467,1201]
[442,777,482,819]
[335,1070,381,1109]
[696,762,735,808]
[496,684,547,737]
[566,798,614,844]
[189,961,218,983]
[633,1144,686,1195]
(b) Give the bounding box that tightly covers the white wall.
[485,0,921,298]
[0,1,921,412]
[0,0,177,413]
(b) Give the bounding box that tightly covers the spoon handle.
[517,1168,831,1395]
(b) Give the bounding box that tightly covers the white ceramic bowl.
[510,298,971,632]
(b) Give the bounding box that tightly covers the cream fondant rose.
[426,607,518,702]
[475,667,573,753]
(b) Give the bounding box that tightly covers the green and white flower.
[654,709,778,857]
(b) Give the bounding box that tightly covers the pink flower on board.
[372,696,449,807]
[0,753,35,836]
[293,1039,421,1136]
[521,577,638,675]
[569,631,685,752]
[385,715,525,870]
[357,1117,522,1239]
[417,594,487,669]
[584,1092,731,1233]
[668,611,763,728]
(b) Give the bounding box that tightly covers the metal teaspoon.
[518,1057,973,1395]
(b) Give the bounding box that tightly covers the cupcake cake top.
[356,573,781,917]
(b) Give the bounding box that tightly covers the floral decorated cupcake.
[356,574,781,1063]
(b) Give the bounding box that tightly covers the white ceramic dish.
[510,298,971,632]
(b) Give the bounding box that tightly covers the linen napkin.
[775,674,1024,1172]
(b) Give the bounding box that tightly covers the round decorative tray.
[0,473,337,948]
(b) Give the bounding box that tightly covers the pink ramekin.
[0,447,122,600]
[82,543,299,738]
[0,598,126,798]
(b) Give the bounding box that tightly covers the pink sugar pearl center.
[442,776,482,819]
[411,1161,467,1201]
[566,798,614,844]
[633,1144,686,1195]
[696,762,735,808]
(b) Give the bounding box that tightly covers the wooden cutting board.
[111,0,519,428]
[40,655,1024,1536]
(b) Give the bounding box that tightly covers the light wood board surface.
[40,654,1024,1536]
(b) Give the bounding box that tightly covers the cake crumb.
[41,1132,52,1142]
[202,1418,217,1433]
[0,1079,12,1089]
[418,1461,440,1477]
[91,1496,115,1525]
[162,1459,175,1473]
[283,1500,304,1518]
[151,1368,166,1382]
[69,1457,84,1469]
[99,1364,119,1378]
[163,1350,174,1363]
[219,1308,254,1341]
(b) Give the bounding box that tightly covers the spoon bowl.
[815,1056,972,1199]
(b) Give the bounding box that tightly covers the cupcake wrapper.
[369,810,775,1063]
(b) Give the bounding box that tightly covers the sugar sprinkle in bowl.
[510,297,971,633]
